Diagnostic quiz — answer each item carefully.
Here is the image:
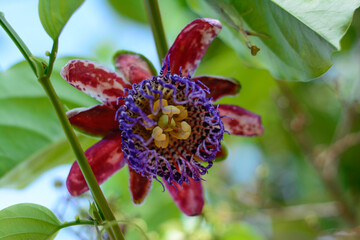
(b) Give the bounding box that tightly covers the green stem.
[45,38,58,76]
[0,14,124,240]
[58,220,95,230]
[143,0,168,65]
[0,12,37,75]
[38,76,124,240]
[50,220,95,237]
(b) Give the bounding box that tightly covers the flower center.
[117,71,225,186]
[146,100,191,148]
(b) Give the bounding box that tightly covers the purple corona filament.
[116,69,225,186]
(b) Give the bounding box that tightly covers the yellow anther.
[162,105,180,116]
[154,133,169,148]
[174,106,188,121]
[155,133,166,141]
[170,121,192,140]
[181,121,191,132]
[152,126,163,138]
[153,99,168,113]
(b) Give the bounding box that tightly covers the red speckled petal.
[61,59,131,104]
[218,104,264,136]
[164,18,222,76]
[67,104,119,137]
[66,132,125,196]
[164,178,204,216]
[114,51,155,84]
[128,166,153,205]
[193,75,241,101]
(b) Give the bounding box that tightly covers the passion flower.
[61,18,264,216]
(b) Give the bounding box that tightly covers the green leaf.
[0,203,61,240]
[38,0,84,39]
[0,135,97,189]
[0,58,99,187]
[107,0,147,23]
[188,0,360,81]
[88,201,103,224]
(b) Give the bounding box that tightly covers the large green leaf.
[0,203,61,240]
[39,0,84,39]
[188,0,360,81]
[0,58,99,187]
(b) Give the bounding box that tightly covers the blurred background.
[0,0,360,239]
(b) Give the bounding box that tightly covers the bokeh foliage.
[0,0,360,239]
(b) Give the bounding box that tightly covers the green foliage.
[1,1,360,239]
[0,203,61,240]
[88,201,103,224]
[38,0,84,39]
[222,223,264,240]
[188,0,360,81]
[0,58,99,186]
[107,0,147,23]
[0,136,97,189]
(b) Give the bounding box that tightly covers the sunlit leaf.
[188,0,360,81]
[0,203,61,240]
[0,58,99,186]
[38,0,84,39]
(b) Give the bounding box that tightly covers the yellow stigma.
[147,99,192,148]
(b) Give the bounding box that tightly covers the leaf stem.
[58,220,95,230]
[45,38,58,76]
[143,0,168,65]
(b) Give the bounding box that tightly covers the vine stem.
[143,0,168,65]
[38,77,124,240]
[0,14,124,240]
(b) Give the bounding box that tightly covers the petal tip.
[203,18,222,31]
[66,175,85,197]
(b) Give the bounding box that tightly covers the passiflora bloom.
[61,18,263,216]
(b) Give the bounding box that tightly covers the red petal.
[193,75,241,101]
[128,166,153,205]
[113,51,155,84]
[66,132,125,196]
[218,104,264,136]
[67,104,119,137]
[164,178,204,216]
[61,59,131,104]
[164,18,222,76]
